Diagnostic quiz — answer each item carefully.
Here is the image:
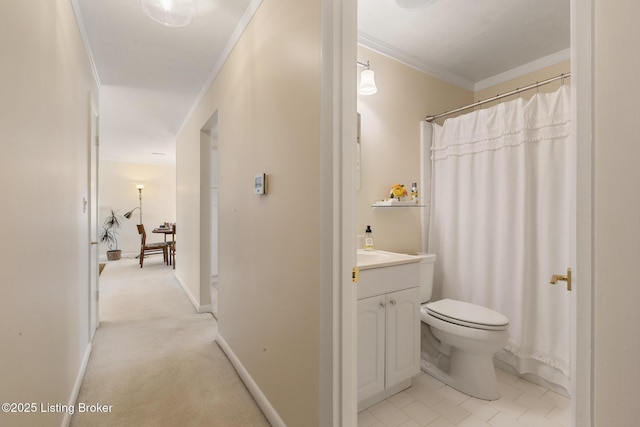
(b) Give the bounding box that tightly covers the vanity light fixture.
[139,0,196,27]
[357,61,378,95]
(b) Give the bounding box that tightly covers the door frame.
[88,97,100,340]
[334,0,595,425]
[571,0,594,425]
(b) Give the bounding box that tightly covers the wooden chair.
[136,224,169,268]
[168,224,176,269]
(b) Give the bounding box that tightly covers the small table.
[152,226,174,242]
[153,226,176,267]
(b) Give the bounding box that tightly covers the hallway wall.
[0,1,99,426]
[175,0,322,424]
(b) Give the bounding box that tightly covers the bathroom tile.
[517,410,564,427]
[371,402,411,427]
[497,381,524,401]
[540,390,571,410]
[458,415,493,427]
[413,372,445,390]
[436,385,470,405]
[358,409,379,427]
[398,419,421,427]
[512,379,548,398]
[425,418,456,427]
[431,398,471,424]
[408,384,445,407]
[400,401,439,425]
[513,393,554,416]
[388,391,416,409]
[488,398,528,419]
[545,406,571,427]
[495,368,520,385]
[369,399,392,412]
[488,412,528,427]
[367,371,572,427]
[461,397,500,421]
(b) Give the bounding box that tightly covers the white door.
[357,295,386,402]
[89,105,99,338]
[385,287,421,388]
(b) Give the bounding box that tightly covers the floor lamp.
[124,184,144,224]
[124,184,145,259]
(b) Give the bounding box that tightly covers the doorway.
[351,0,593,425]
[89,99,100,339]
[201,111,219,318]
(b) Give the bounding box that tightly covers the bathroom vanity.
[356,250,422,410]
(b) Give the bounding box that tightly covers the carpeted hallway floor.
[71,257,270,427]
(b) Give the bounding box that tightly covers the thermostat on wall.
[254,173,267,195]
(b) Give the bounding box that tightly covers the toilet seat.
[423,299,509,331]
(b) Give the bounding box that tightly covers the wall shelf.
[372,201,424,208]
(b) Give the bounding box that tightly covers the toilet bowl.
[420,299,509,400]
[417,254,510,400]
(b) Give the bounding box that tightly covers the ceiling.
[72,0,256,166]
[358,0,570,91]
[72,0,570,166]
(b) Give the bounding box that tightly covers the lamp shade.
[139,0,196,27]
[359,69,378,95]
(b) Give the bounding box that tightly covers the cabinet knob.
[389,298,397,305]
[379,301,385,308]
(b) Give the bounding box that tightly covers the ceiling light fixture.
[139,0,196,27]
[357,61,378,95]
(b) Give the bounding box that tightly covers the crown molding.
[359,31,570,94]
[358,31,476,91]
[70,0,102,88]
[176,0,263,137]
[474,48,571,91]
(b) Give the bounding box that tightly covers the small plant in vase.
[100,208,124,261]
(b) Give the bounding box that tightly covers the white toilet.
[418,254,509,400]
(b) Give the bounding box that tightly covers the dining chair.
[136,224,169,268]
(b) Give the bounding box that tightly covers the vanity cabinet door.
[385,287,421,388]
[357,295,386,401]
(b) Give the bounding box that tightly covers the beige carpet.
[71,257,270,427]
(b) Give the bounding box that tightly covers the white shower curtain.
[427,85,572,390]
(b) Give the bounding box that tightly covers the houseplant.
[100,208,124,261]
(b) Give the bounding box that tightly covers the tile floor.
[358,369,570,427]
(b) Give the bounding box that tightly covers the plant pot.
[106,250,122,261]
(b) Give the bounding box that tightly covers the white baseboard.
[61,343,92,427]
[216,334,285,427]
[174,274,211,313]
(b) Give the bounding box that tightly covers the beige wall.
[175,0,321,424]
[0,1,98,426]
[593,1,640,424]
[356,46,473,253]
[474,61,571,104]
[99,161,176,258]
[356,57,571,257]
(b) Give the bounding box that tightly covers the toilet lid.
[425,299,509,331]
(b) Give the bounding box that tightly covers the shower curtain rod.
[425,72,571,122]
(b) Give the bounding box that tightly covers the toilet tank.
[417,253,436,303]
